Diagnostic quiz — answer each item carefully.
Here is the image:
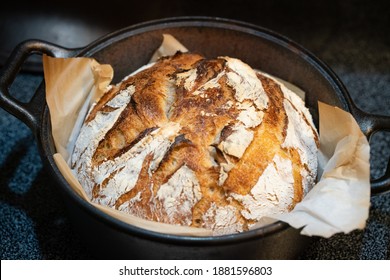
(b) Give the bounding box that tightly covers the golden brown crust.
[221,75,287,195]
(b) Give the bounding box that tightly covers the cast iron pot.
[1,17,389,259]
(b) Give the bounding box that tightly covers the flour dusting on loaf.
[71,52,319,235]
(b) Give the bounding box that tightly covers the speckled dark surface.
[0,0,389,259]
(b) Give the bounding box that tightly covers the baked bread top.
[71,52,319,235]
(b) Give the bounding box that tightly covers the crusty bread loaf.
[71,52,319,235]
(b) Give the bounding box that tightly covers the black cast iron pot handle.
[348,104,390,195]
[0,40,79,135]
[0,40,389,195]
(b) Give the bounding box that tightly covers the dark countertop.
[1,0,389,259]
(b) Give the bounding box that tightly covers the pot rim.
[40,16,350,245]
[79,16,350,108]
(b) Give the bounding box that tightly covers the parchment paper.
[43,57,113,162]
[43,34,370,237]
